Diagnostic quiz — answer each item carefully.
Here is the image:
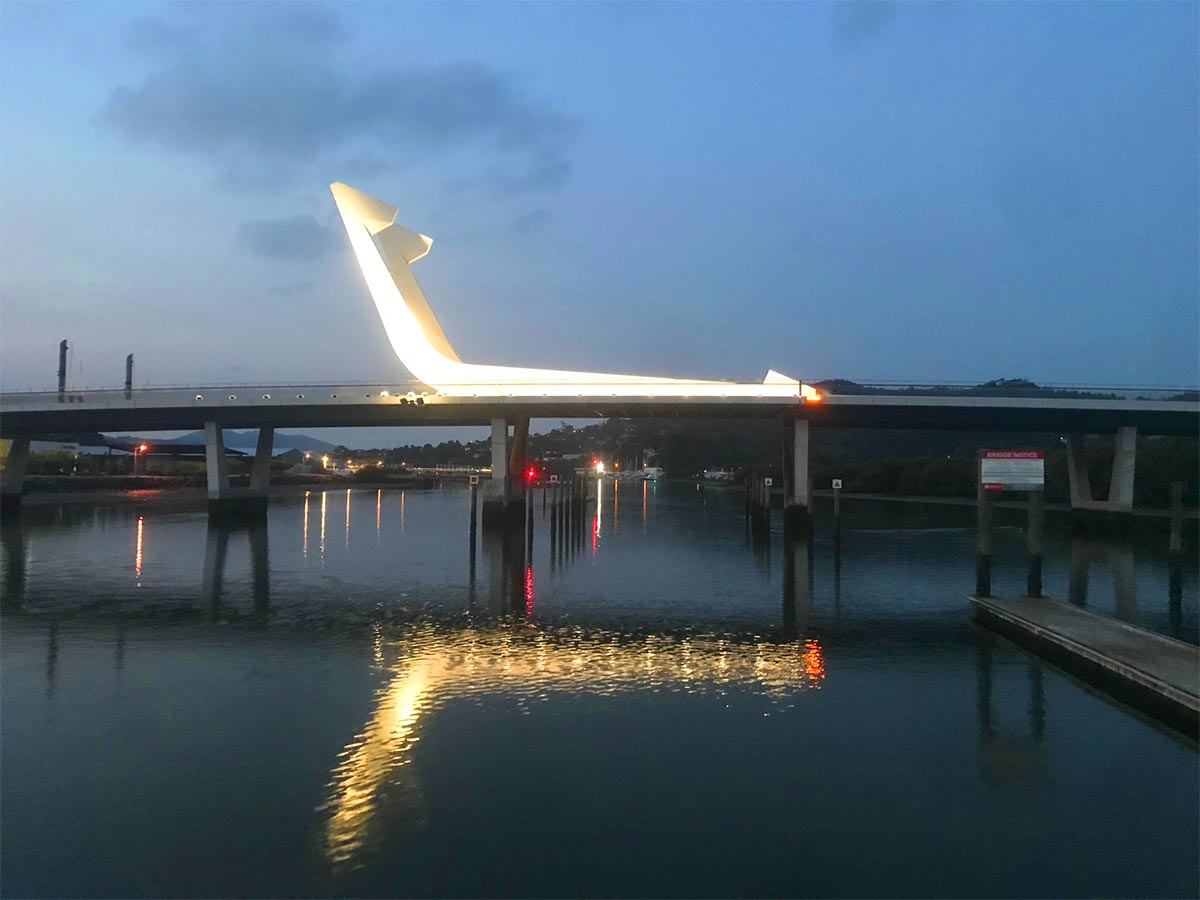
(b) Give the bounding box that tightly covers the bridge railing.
[2,379,1197,406]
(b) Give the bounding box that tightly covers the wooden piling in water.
[1169,481,1183,554]
[1027,490,1044,598]
[976,469,993,598]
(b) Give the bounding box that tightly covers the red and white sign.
[469,475,479,485]
[550,474,559,483]
[980,450,1044,492]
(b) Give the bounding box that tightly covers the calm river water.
[1,483,1197,898]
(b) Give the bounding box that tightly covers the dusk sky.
[2,1,1197,445]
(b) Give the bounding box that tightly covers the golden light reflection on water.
[345,489,352,548]
[322,627,826,866]
[134,516,144,579]
[320,491,327,559]
[302,491,310,559]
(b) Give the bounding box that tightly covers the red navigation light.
[526,466,538,482]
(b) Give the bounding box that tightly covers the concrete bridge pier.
[0,436,30,513]
[1066,427,1138,522]
[205,422,269,520]
[482,416,527,530]
[782,417,811,535]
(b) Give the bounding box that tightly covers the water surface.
[2,483,1196,898]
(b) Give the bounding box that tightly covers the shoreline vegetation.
[17,424,1198,511]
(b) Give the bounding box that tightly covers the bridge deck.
[970,593,1199,736]
[1,384,1196,435]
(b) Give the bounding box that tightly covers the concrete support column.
[1,437,31,512]
[782,418,810,533]
[1065,435,1091,508]
[482,417,509,527]
[976,463,993,598]
[204,422,230,500]
[205,423,265,520]
[1107,426,1137,511]
[249,427,274,494]
[507,416,529,505]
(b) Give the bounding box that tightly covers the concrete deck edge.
[970,595,1199,740]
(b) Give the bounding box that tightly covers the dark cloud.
[101,10,578,194]
[832,2,897,50]
[510,208,553,234]
[239,215,339,261]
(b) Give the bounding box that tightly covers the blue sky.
[2,2,1196,438]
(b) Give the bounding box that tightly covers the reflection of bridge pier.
[0,435,30,512]
[782,528,811,638]
[1,518,27,608]
[200,516,271,619]
[482,515,527,617]
[1067,537,1138,621]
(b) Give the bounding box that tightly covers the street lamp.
[134,442,148,476]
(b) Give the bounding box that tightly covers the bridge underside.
[2,382,1196,436]
[1,388,1196,525]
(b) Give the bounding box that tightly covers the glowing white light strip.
[330,182,819,401]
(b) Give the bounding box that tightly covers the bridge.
[2,380,1194,518]
[1,182,1197,522]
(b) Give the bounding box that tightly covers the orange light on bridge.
[138,443,148,452]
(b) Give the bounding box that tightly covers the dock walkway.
[970,594,1198,738]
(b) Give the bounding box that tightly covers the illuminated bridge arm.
[330,182,817,400]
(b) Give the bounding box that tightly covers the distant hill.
[108,430,338,453]
[813,377,1120,400]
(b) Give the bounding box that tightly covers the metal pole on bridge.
[57,340,68,403]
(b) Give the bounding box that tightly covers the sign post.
[977,450,1046,598]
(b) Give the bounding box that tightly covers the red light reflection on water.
[803,638,825,683]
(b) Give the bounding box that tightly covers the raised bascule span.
[0,183,1195,525]
[329,182,820,401]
